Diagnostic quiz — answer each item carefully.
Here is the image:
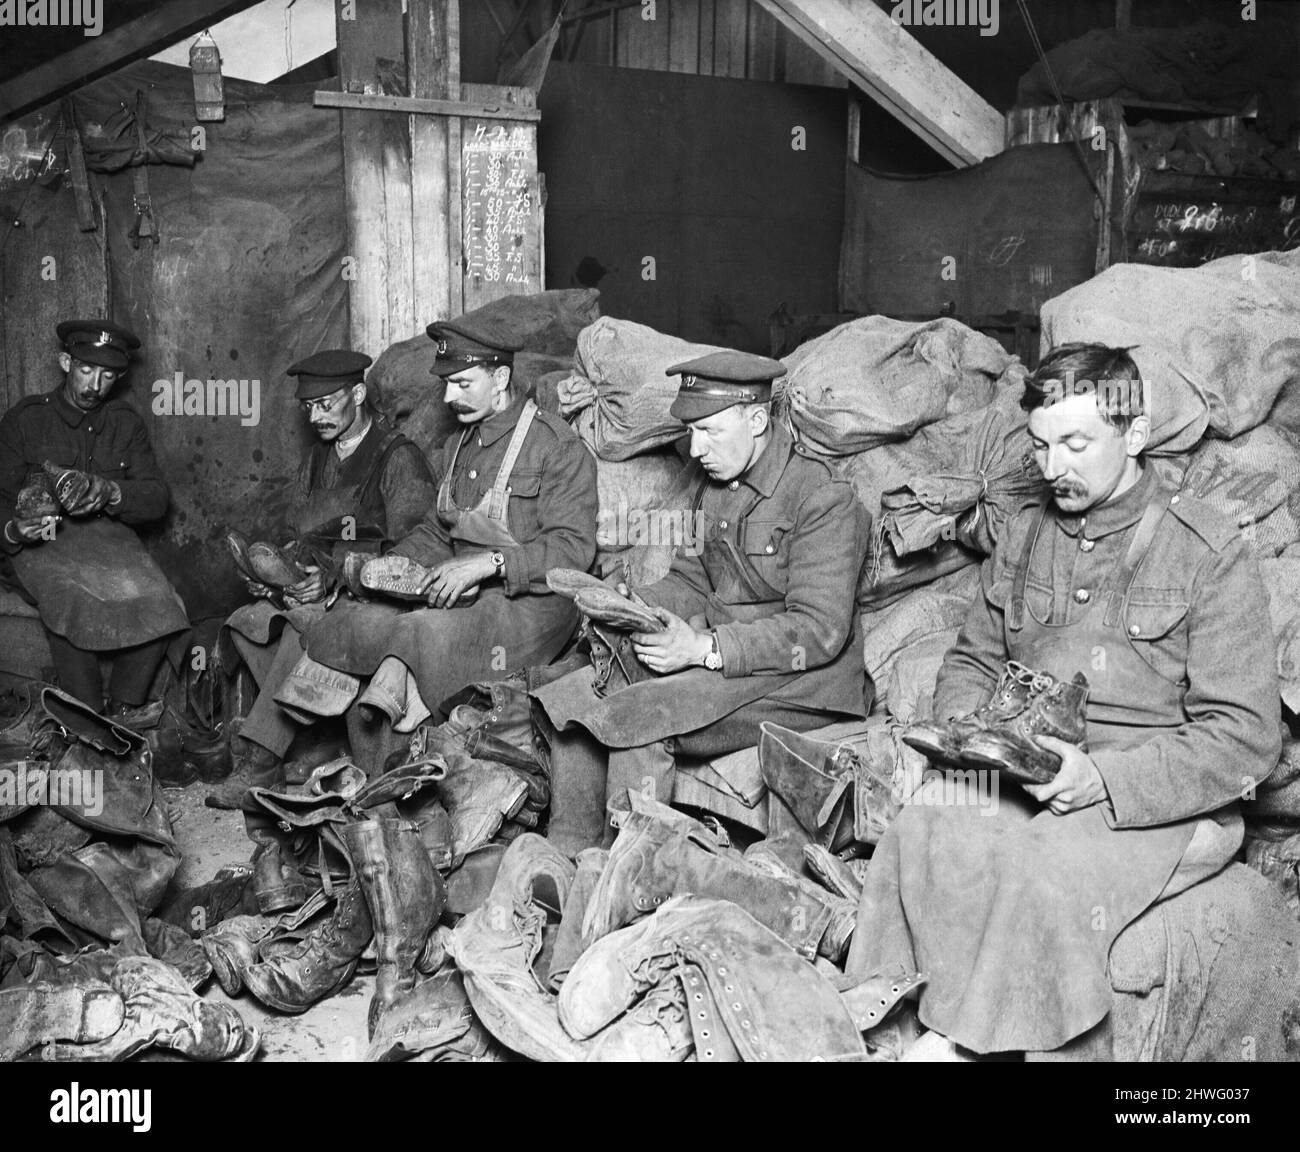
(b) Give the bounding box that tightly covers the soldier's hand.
[425,553,494,608]
[631,607,708,674]
[1024,735,1107,815]
[244,577,275,601]
[65,474,117,516]
[285,566,326,606]
[10,514,58,543]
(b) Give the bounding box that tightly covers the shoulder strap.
[487,399,538,520]
[1006,504,1049,632]
[1102,497,1169,628]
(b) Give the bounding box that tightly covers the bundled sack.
[572,318,728,460]
[878,395,1046,560]
[1176,424,1300,559]
[773,316,1018,457]
[594,449,694,587]
[860,564,978,690]
[1040,251,1300,450]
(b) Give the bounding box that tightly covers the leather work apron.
[11,517,188,651]
[847,495,1201,1054]
[533,472,805,749]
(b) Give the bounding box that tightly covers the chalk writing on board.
[463,123,534,289]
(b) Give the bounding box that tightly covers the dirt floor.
[163,780,373,1062]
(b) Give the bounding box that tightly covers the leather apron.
[533,459,806,749]
[848,494,1199,1053]
[11,517,188,651]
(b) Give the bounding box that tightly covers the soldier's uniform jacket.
[391,393,598,596]
[0,388,168,554]
[640,421,871,720]
[936,463,1282,827]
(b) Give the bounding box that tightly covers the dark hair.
[1021,342,1145,433]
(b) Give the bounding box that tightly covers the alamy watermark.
[891,0,999,37]
[0,762,103,816]
[908,766,1001,815]
[152,372,261,427]
[1041,372,1144,418]
[0,0,102,37]
[597,504,706,556]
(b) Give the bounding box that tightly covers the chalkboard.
[1124,170,1300,267]
[461,120,543,311]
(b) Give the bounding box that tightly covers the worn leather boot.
[959,671,1090,785]
[583,793,841,961]
[241,880,373,1014]
[249,829,309,915]
[201,914,281,996]
[342,817,447,1037]
[902,660,1043,765]
[205,736,284,811]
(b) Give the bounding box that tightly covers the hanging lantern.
[190,31,225,122]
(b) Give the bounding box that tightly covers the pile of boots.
[902,661,1090,785]
[204,815,447,1038]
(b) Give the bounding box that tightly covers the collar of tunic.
[1056,462,1157,539]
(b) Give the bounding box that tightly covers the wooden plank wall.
[594,0,845,87]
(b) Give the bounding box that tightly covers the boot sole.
[958,739,1061,785]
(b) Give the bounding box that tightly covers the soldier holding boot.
[847,343,1287,1059]
[210,350,436,913]
[0,320,190,715]
[533,350,873,853]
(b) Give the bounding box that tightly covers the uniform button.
[719,520,728,530]
[1170,495,1180,505]
[1129,624,1140,637]
[468,469,477,480]
[765,545,774,554]
[728,480,738,491]
[1079,538,1094,552]
[1074,588,1091,604]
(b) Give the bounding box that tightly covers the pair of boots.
[902,662,1090,785]
[204,817,446,1036]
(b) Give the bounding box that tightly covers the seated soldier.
[847,344,1286,1059]
[283,309,599,774]
[533,350,873,853]
[208,350,436,907]
[0,320,189,714]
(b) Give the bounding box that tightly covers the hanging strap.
[1101,498,1168,628]
[128,92,156,248]
[486,399,538,520]
[1006,505,1048,632]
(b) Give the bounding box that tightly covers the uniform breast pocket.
[504,469,542,539]
[90,454,129,480]
[741,517,795,594]
[1123,589,1190,685]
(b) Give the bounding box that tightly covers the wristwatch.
[490,550,506,578]
[702,631,722,671]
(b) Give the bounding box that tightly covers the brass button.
[728,480,739,491]
[719,520,728,530]
[1170,494,1180,505]
[1129,624,1140,637]
[1074,588,1091,604]
[468,469,478,480]
[765,545,775,554]
[1079,538,1095,552]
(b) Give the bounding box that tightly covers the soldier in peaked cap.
[0,319,189,713]
[287,305,598,777]
[534,348,875,864]
[211,350,437,839]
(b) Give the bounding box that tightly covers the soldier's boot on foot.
[959,670,1090,785]
[241,882,373,1014]
[342,817,447,1037]
[902,660,1043,764]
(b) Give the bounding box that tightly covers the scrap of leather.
[839,971,928,1031]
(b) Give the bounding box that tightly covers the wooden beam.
[409,0,459,326]
[712,0,748,78]
[668,0,701,74]
[315,90,540,121]
[754,0,1004,166]
[0,0,261,122]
